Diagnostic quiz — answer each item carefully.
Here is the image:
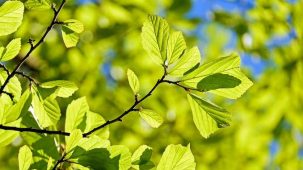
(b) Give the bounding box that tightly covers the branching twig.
[15,71,38,86]
[0,0,66,95]
[162,79,205,92]
[0,63,10,75]
[52,152,67,170]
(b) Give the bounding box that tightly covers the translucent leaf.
[167,31,186,65]
[132,145,154,170]
[0,119,21,147]
[139,109,163,128]
[66,129,82,152]
[84,111,109,140]
[157,144,196,170]
[18,145,32,170]
[40,80,78,98]
[64,19,84,33]
[43,95,61,125]
[141,15,169,65]
[61,27,79,48]
[168,46,200,77]
[0,1,24,36]
[30,136,60,160]
[25,0,50,10]
[127,69,140,94]
[187,94,231,138]
[197,73,241,91]
[65,97,89,132]
[108,145,132,170]
[0,38,21,62]
[0,71,22,101]
[31,92,52,127]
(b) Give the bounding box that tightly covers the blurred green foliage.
[0,0,303,169]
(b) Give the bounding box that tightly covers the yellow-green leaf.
[64,19,84,33]
[65,97,89,132]
[18,145,32,170]
[127,69,140,94]
[0,1,24,36]
[61,27,79,48]
[167,31,186,65]
[1,38,21,61]
[139,109,163,128]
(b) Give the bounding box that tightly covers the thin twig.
[52,152,67,170]
[1,91,14,101]
[0,63,10,75]
[0,125,70,136]
[15,71,38,86]
[0,0,66,95]
[162,79,204,92]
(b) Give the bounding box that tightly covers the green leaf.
[43,95,61,125]
[66,129,83,152]
[18,145,32,170]
[0,1,24,36]
[141,15,169,65]
[84,111,109,140]
[197,73,241,91]
[108,145,132,170]
[65,97,89,132]
[40,80,78,98]
[0,119,21,147]
[31,92,53,127]
[157,144,196,170]
[0,38,21,61]
[168,46,201,77]
[167,31,186,65]
[64,19,84,33]
[0,71,22,101]
[25,0,50,10]
[127,69,140,94]
[187,94,231,138]
[139,109,163,128]
[132,145,154,170]
[61,27,79,48]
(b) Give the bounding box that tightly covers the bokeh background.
[1,0,303,169]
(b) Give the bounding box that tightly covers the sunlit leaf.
[127,69,140,94]
[25,0,50,10]
[66,129,82,152]
[197,73,241,91]
[167,31,186,65]
[61,27,79,48]
[0,71,22,101]
[18,145,32,170]
[139,109,163,128]
[187,94,231,138]
[43,95,61,125]
[84,111,109,140]
[65,97,89,132]
[141,15,169,65]
[41,80,78,98]
[0,1,24,36]
[157,144,195,170]
[0,119,21,147]
[132,145,154,170]
[0,38,21,62]
[31,92,52,127]
[64,19,84,33]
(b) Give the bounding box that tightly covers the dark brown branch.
[162,79,204,92]
[0,0,66,95]
[1,91,14,101]
[0,63,10,75]
[15,71,38,86]
[0,125,70,136]
[52,152,67,170]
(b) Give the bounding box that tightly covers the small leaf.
[139,109,163,128]
[61,27,79,48]
[167,31,186,65]
[41,80,78,98]
[127,69,140,94]
[197,73,241,91]
[66,129,82,152]
[65,97,89,132]
[18,145,32,170]
[132,145,154,170]
[168,46,201,77]
[84,111,109,140]
[1,38,21,61]
[108,145,132,170]
[187,94,231,138]
[64,19,84,33]
[0,119,21,147]
[157,144,196,170]
[0,1,24,36]
[25,0,50,10]
[141,15,169,65]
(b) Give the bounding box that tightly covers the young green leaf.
[168,46,201,77]
[61,27,79,48]
[108,145,132,170]
[31,92,53,127]
[43,95,61,124]
[40,80,78,98]
[64,19,84,33]
[0,119,21,147]
[18,145,32,170]
[197,73,241,91]
[66,129,83,152]
[127,69,140,94]
[0,71,22,101]
[167,31,186,65]
[0,1,24,36]
[132,145,154,170]
[65,97,89,132]
[187,94,231,138]
[84,111,109,140]
[141,15,169,65]
[25,0,50,10]
[0,38,21,62]
[157,144,196,170]
[139,109,163,128]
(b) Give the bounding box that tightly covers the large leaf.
[157,144,196,170]
[84,111,109,140]
[43,95,61,125]
[0,1,24,36]
[0,38,21,61]
[166,31,186,65]
[132,145,154,170]
[197,73,241,91]
[187,94,231,138]
[168,46,201,77]
[139,109,163,128]
[25,0,50,10]
[66,129,83,152]
[141,15,169,65]
[18,145,32,170]
[40,80,78,98]
[127,69,140,94]
[65,97,89,132]
[0,119,21,147]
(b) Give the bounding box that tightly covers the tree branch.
[162,79,205,92]
[0,125,70,136]
[52,152,67,170]
[0,0,66,95]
